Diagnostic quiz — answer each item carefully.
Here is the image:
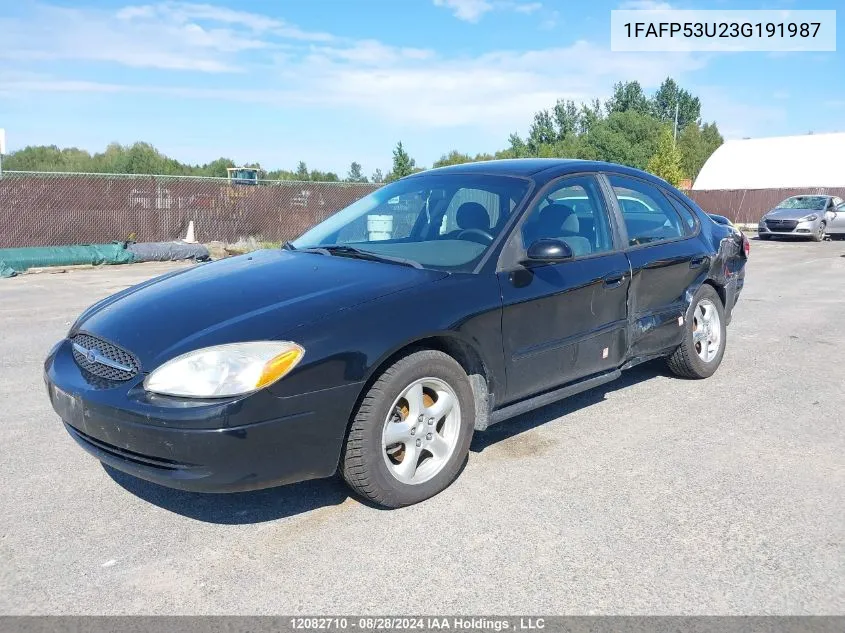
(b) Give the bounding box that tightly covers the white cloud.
[618,1,674,9]
[510,2,543,15]
[539,9,559,30]
[118,2,334,39]
[1,43,705,134]
[0,2,709,140]
[433,0,493,23]
[0,2,334,73]
[433,0,543,23]
[695,86,787,139]
[310,40,435,66]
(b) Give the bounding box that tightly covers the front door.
[497,174,630,405]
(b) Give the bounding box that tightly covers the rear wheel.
[667,285,727,379]
[812,221,826,242]
[341,350,475,508]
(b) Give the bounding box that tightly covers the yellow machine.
[224,167,261,200]
[227,167,260,185]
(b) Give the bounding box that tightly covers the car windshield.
[292,173,531,272]
[777,196,828,210]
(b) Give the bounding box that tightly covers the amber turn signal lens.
[256,347,304,388]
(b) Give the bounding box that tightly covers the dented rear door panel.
[624,238,710,359]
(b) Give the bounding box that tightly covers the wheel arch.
[353,332,495,434]
[701,278,727,308]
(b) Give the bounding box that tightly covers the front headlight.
[800,214,818,222]
[144,341,304,398]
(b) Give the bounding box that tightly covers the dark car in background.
[45,159,749,508]
[758,195,842,241]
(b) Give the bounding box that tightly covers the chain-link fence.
[0,171,380,248]
[5,170,844,249]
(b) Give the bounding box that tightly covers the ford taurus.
[45,159,749,508]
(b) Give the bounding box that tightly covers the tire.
[341,349,475,508]
[812,222,826,242]
[758,234,771,241]
[667,284,727,379]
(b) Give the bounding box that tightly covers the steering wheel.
[456,228,494,244]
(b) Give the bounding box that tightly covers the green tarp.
[0,243,135,278]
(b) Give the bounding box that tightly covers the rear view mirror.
[522,239,573,264]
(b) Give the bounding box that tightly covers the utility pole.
[673,101,680,147]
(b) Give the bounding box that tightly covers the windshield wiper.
[299,245,422,269]
[282,241,297,251]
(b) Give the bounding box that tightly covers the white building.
[693,132,845,190]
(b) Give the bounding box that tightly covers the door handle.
[603,272,627,288]
[690,256,708,269]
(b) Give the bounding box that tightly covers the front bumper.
[45,339,361,493]
[758,219,820,236]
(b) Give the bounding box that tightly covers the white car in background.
[758,195,844,242]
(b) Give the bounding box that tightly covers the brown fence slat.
[688,187,845,224]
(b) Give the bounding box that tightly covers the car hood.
[72,249,447,369]
[763,208,822,220]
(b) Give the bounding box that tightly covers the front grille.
[766,219,798,231]
[71,333,140,382]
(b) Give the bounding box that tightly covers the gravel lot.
[1,241,843,615]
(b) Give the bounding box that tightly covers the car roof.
[422,159,586,176]
[414,158,668,185]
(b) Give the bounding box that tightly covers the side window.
[837,202,845,211]
[607,174,686,247]
[441,188,499,235]
[667,195,699,235]
[520,175,613,258]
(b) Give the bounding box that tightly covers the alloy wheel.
[381,377,461,485]
[692,299,721,363]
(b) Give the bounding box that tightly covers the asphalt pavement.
[1,241,843,615]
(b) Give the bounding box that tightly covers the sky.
[0,0,843,176]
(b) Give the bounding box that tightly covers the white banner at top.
[611,10,836,52]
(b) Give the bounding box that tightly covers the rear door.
[602,173,707,360]
[497,174,630,404]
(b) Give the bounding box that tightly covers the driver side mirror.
[521,238,573,265]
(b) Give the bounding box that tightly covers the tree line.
[422,78,723,187]
[3,78,722,187]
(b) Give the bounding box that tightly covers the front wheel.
[341,350,475,508]
[812,222,826,242]
[758,234,771,241]
[667,285,727,379]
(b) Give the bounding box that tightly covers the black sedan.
[45,160,749,508]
